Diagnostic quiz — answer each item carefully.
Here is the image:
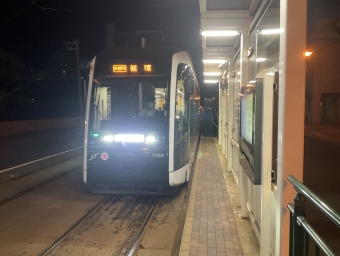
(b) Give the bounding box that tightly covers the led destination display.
[112,64,153,74]
[94,61,170,77]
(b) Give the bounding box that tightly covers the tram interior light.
[204,80,219,84]
[202,30,238,36]
[260,28,283,34]
[203,59,227,64]
[256,58,266,62]
[305,52,313,57]
[203,72,222,76]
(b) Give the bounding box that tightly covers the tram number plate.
[153,154,164,157]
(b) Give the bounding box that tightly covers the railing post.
[289,193,305,256]
[288,175,339,256]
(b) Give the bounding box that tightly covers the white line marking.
[0,146,84,174]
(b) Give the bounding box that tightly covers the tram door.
[173,65,190,172]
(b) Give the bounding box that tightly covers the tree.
[0,51,36,121]
[0,51,35,101]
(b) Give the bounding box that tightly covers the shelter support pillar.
[260,74,274,255]
[218,81,222,145]
[221,82,227,156]
[276,0,306,255]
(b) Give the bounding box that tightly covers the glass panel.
[90,79,168,131]
[248,31,257,81]
[255,0,281,77]
[175,79,186,121]
[173,64,190,170]
[233,55,241,143]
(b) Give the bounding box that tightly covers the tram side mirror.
[184,78,194,95]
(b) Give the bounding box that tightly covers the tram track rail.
[121,197,159,256]
[39,196,160,256]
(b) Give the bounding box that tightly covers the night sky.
[0,0,203,78]
[0,0,210,119]
[2,0,339,120]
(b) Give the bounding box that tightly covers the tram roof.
[96,46,181,62]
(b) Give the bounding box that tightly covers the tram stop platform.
[179,137,260,256]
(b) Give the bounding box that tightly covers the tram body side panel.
[169,52,200,186]
[83,57,96,184]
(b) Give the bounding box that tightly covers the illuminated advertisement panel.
[240,93,253,144]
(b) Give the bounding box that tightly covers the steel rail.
[125,197,160,256]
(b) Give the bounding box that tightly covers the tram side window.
[92,84,112,130]
[139,82,168,118]
[175,79,185,120]
[174,65,189,139]
[91,82,140,130]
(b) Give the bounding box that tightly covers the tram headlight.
[114,134,144,142]
[145,135,156,143]
[102,135,114,142]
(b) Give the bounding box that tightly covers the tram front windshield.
[89,79,168,133]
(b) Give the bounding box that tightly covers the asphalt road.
[0,127,84,171]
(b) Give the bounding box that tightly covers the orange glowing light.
[304,52,313,57]
[130,65,138,72]
[144,64,152,72]
[113,65,127,73]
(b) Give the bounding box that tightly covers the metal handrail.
[288,175,340,227]
[212,117,218,128]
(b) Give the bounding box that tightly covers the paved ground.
[179,138,247,256]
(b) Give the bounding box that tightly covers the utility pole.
[65,39,83,117]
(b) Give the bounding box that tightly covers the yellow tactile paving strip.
[179,138,243,256]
